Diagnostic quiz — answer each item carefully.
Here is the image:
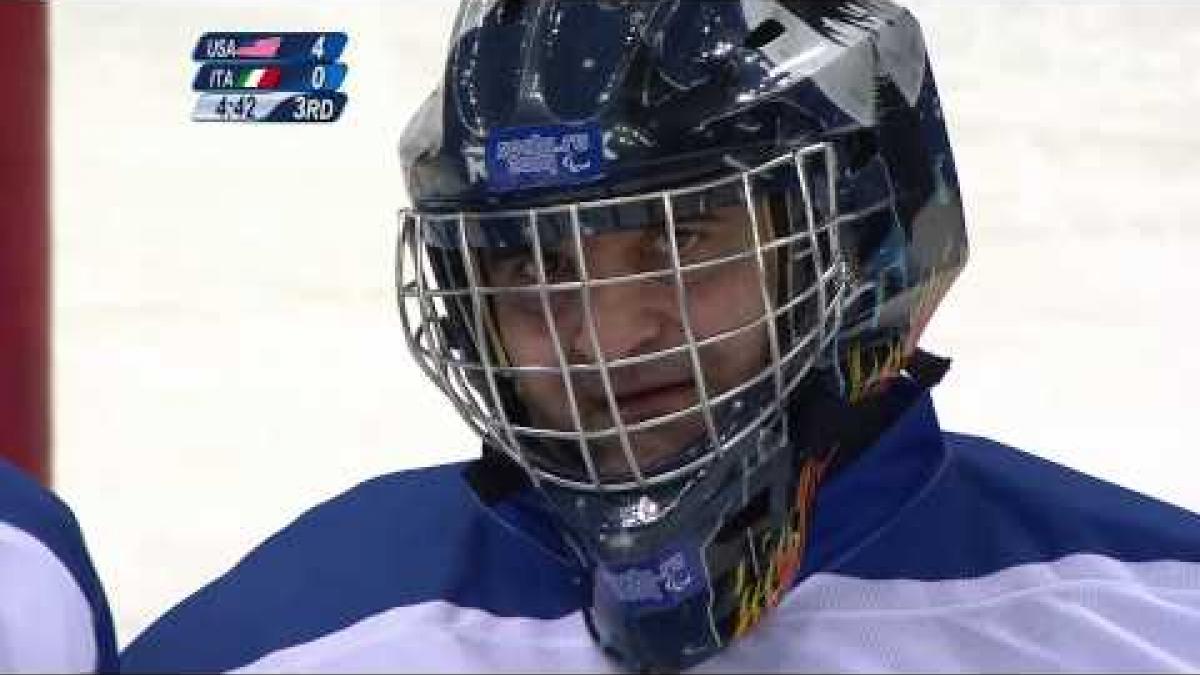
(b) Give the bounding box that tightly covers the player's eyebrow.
[480,210,730,268]
[672,212,722,227]
[479,245,537,265]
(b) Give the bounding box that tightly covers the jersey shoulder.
[841,431,1200,580]
[0,459,118,673]
[120,461,582,673]
[776,432,1200,672]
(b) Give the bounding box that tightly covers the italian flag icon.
[237,67,281,88]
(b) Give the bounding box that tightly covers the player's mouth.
[613,380,698,425]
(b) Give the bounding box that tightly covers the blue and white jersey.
[122,389,1200,673]
[0,460,118,673]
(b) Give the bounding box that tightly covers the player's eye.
[491,249,573,286]
[651,225,707,265]
[513,256,540,284]
[673,228,705,257]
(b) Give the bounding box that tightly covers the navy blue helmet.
[397,0,967,670]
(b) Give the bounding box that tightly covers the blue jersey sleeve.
[0,459,118,673]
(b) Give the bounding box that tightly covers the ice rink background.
[50,0,1200,647]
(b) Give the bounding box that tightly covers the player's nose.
[568,237,676,364]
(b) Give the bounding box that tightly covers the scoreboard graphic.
[191,32,348,123]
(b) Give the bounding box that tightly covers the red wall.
[0,2,50,484]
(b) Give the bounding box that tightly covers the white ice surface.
[49,1,1200,648]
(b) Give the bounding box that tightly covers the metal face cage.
[397,144,845,493]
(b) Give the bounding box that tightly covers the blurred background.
[42,0,1200,647]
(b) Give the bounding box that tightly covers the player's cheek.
[498,314,577,405]
[693,269,771,386]
[685,262,767,341]
[495,306,556,367]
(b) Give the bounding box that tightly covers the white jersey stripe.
[233,553,1200,673]
[233,603,610,674]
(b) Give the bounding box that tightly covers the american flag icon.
[235,36,281,58]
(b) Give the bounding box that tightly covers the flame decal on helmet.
[729,450,834,638]
[846,263,960,402]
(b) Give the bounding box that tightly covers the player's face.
[482,203,775,479]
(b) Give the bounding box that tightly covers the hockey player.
[0,458,117,673]
[122,1,1200,672]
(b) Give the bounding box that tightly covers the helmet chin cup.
[543,404,807,672]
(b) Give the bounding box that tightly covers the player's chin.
[593,412,708,480]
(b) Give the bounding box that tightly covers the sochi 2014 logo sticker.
[485,124,604,193]
[598,546,705,609]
